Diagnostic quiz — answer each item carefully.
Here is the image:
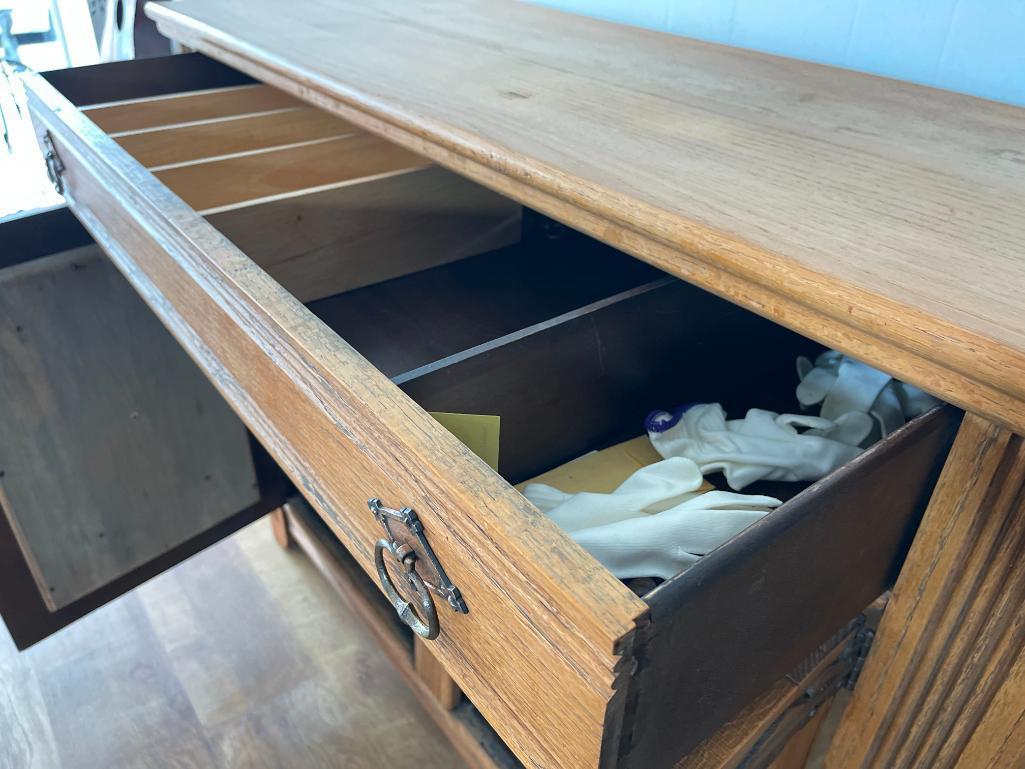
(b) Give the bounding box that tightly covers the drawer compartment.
[24,56,957,769]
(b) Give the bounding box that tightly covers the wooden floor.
[0,518,469,769]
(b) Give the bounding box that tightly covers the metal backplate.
[368,498,468,614]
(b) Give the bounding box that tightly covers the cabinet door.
[0,208,286,649]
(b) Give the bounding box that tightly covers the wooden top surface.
[148,0,1025,431]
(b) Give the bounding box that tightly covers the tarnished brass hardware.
[368,498,467,640]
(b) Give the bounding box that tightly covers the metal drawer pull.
[369,498,467,641]
[42,132,65,195]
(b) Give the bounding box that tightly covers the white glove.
[524,457,706,532]
[796,351,940,445]
[646,403,862,491]
[573,490,780,579]
[524,457,780,579]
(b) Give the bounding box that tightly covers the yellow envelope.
[430,412,500,471]
[516,435,713,494]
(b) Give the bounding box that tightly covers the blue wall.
[531,0,1025,107]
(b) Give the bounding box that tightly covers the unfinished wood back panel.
[26,70,647,769]
[399,279,821,483]
[112,107,360,168]
[82,83,302,132]
[304,225,661,372]
[208,166,522,303]
[0,246,259,610]
[40,52,255,106]
[147,1,1025,435]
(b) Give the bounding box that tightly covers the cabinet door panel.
[0,244,284,648]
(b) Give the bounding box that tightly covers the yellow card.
[430,412,501,471]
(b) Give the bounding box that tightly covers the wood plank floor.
[0,519,469,769]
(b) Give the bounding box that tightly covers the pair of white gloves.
[528,350,940,581]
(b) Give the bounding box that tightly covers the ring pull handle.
[42,132,65,196]
[368,498,467,640]
[374,539,440,639]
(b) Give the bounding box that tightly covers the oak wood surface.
[825,414,1025,768]
[154,133,430,213]
[766,705,830,769]
[113,107,359,168]
[0,437,286,651]
[269,507,291,549]
[147,1,1025,434]
[209,166,522,303]
[25,71,646,769]
[0,246,259,610]
[83,83,302,132]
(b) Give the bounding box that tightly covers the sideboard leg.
[414,636,461,711]
[825,413,1025,768]
[269,506,292,549]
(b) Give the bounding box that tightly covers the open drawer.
[22,55,958,769]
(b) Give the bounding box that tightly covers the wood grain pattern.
[767,705,830,769]
[0,246,258,610]
[25,71,646,769]
[83,83,301,132]
[154,133,430,212]
[209,166,522,303]
[113,107,359,168]
[147,1,1025,434]
[0,518,469,769]
[825,414,1025,769]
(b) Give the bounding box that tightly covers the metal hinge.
[42,131,65,195]
[845,626,875,690]
[738,617,874,769]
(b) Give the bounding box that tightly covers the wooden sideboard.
[3,2,1023,767]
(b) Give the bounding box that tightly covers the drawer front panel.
[24,74,646,769]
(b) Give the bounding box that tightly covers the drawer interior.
[51,69,960,768]
[77,82,523,303]
[74,82,828,490]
